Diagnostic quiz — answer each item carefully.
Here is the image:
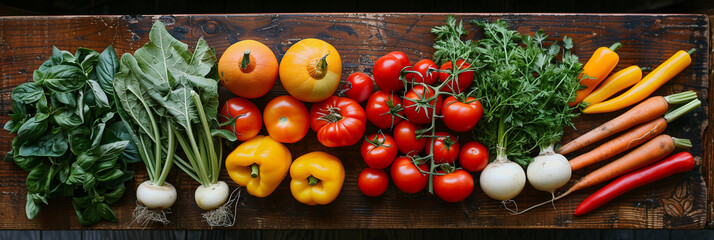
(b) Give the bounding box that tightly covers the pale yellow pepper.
[289,151,345,205]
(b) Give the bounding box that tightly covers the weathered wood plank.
[0,13,708,229]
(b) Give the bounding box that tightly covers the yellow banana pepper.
[225,135,292,198]
[583,49,694,114]
[581,65,642,106]
[289,151,345,205]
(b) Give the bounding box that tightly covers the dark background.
[0,0,713,239]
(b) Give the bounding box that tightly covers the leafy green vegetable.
[4,45,136,225]
[114,21,234,189]
[432,17,582,166]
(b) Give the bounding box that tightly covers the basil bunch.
[4,46,139,225]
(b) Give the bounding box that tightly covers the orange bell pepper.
[570,43,621,106]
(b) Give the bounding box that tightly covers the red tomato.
[360,132,398,169]
[387,51,410,68]
[393,120,427,156]
[390,157,428,194]
[434,169,474,203]
[366,91,404,129]
[425,131,460,164]
[310,96,367,147]
[459,141,489,172]
[442,96,483,132]
[220,97,262,141]
[342,72,374,103]
[406,59,438,85]
[403,85,442,124]
[263,95,309,143]
[358,168,389,197]
[439,60,474,94]
[373,55,406,92]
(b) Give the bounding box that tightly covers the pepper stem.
[308,175,319,186]
[250,163,259,178]
[316,53,329,71]
[240,50,251,69]
[609,42,622,51]
[687,48,696,55]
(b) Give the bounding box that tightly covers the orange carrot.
[516,134,690,215]
[558,91,697,155]
[568,98,700,171]
[569,118,666,171]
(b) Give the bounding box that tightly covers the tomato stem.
[240,50,251,69]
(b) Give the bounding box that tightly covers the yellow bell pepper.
[225,135,292,198]
[289,151,345,205]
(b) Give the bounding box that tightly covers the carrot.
[569,118,666,171]
[515,134,691,215]
[569,98,700,171]
[558,91,697,155]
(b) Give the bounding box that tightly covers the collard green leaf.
[41,64,87,92]
[97,46,119,95]
[12,82,44,104]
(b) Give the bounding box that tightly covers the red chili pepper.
[574,152,695,216]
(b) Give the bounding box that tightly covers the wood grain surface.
[0,13,709,229]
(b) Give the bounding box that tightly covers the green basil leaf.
[104,122,141,164]
[97,46,119,95]
[76,48,99,73]
[41,65,87,92]
[75,90,85,123]
[36,93,49,114]
[83,173,96,191]
[211,129,237,142]
[50,46,63,65]
[81,203,101,225]
[77,151,99,170]
[3,149,14,162]
[97,141,129,162]
[19,133,68,157]
[25,194,42,220]
[12,82,44,104]
[58,163,70,183]
[104,185,125,204]
[68,162,86,185]
[96,169,123,182]
[53,108,83,129]
[26,165,49,193]
[17,116,48,143]
[87,80,110,109]
[72,195,92,208]
[14,155,41,171]
[96,203,117,222]
[93,157,117,172]
[90,123,106,149]
[54,92,76,106]
[69,126,91,155]
[4,120,16,133]
[10,98,28,121]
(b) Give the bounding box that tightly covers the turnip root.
[526,144,571,199]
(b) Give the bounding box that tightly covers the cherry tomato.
[406,59,438,85]
[220,98,262,141]
[393,120,427,156]
[439,60,474,94]
[366,91,404,129]
[390,156,428,194]
[459,141,489,172]
[342,72,373,103]
[263,95,310,143]
[425,131,460,165]
[373,55,406,92]
[442,96,483,132]
[387,51,410,68]
[434,169,474,203]
[310,96,367,147]
[403,85,442,124]
[358,168,389,197]
[360,132,398,169]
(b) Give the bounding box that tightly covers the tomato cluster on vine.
[350,51,489,203]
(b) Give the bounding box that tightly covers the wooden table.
[0,13,710,229]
